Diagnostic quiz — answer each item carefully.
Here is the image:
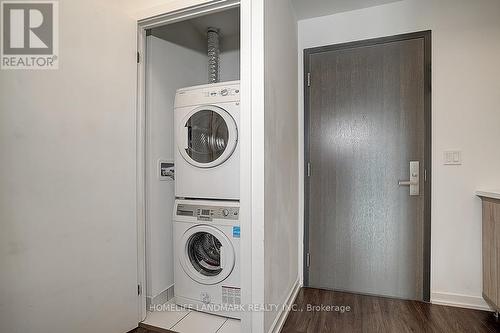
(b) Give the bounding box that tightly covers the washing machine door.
[178,105,238,168]
[180,224,235,285]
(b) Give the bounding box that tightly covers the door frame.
[134,0,251,325]
[302,30,432,301]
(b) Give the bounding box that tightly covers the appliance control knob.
[221,89,229,96]
[222,209,230,217]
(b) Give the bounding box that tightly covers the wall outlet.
[444,151,462,165]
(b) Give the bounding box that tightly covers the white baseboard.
[431,291,492,311]
[146,284,175,310]
[268,278,301,333]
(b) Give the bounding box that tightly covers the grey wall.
[263,0,299,331]
[219,33,240,82]
[150,15,241,84]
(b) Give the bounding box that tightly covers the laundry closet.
[143,5,242,332]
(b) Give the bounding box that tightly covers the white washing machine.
[174,81,240,200]
[173,199,241,319]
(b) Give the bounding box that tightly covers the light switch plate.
[444,151,462,165]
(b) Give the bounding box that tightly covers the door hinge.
[137,52,140,64]
[424,168,427,182]
[137,284,142,296]
[306,253,310,267]
[307,162,311,177]
[307,72,311,87]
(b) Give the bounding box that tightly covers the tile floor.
[142,300,240,333]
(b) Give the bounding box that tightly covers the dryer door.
[180,224,235,285]
[178,105,238,168]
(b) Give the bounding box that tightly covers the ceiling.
[187,7,240,37]
[291,0,402,20]
[150,7,240,52]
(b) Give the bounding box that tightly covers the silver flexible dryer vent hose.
[207,27,220,84]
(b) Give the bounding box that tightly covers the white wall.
[263,0,299,331]
[0,1,143,332]
[145,35,206,300]
[298,0,500,309]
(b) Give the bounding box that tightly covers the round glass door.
[180,225,235,285]
[187,231,222,277]
[178,105,237,168]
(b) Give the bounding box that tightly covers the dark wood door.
[304,32,431,301]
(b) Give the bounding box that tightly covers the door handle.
[398,180,418,186]
[398,161,419,196]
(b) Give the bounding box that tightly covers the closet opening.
[137,4,242,333]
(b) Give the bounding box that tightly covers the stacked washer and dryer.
[173,80,241,319]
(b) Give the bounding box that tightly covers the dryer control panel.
[176,203,239,221]
[174,81,240,108]
[206,87,240,98]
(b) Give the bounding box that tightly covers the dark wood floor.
[282,288,500,333]
[130,324,172,333]
[130,288,500,333]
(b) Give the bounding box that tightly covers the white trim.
[248,0,266,332]
[239,0,256,332]
[136,25,148,322]
[137,0,240,29]
[146,284,175,309]
[431,291,492,311]
[267,279,301,333]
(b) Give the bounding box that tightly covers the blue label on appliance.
[232,226,240,238]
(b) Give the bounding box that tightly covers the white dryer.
[174,81,240,200]
[173,199,241,319]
